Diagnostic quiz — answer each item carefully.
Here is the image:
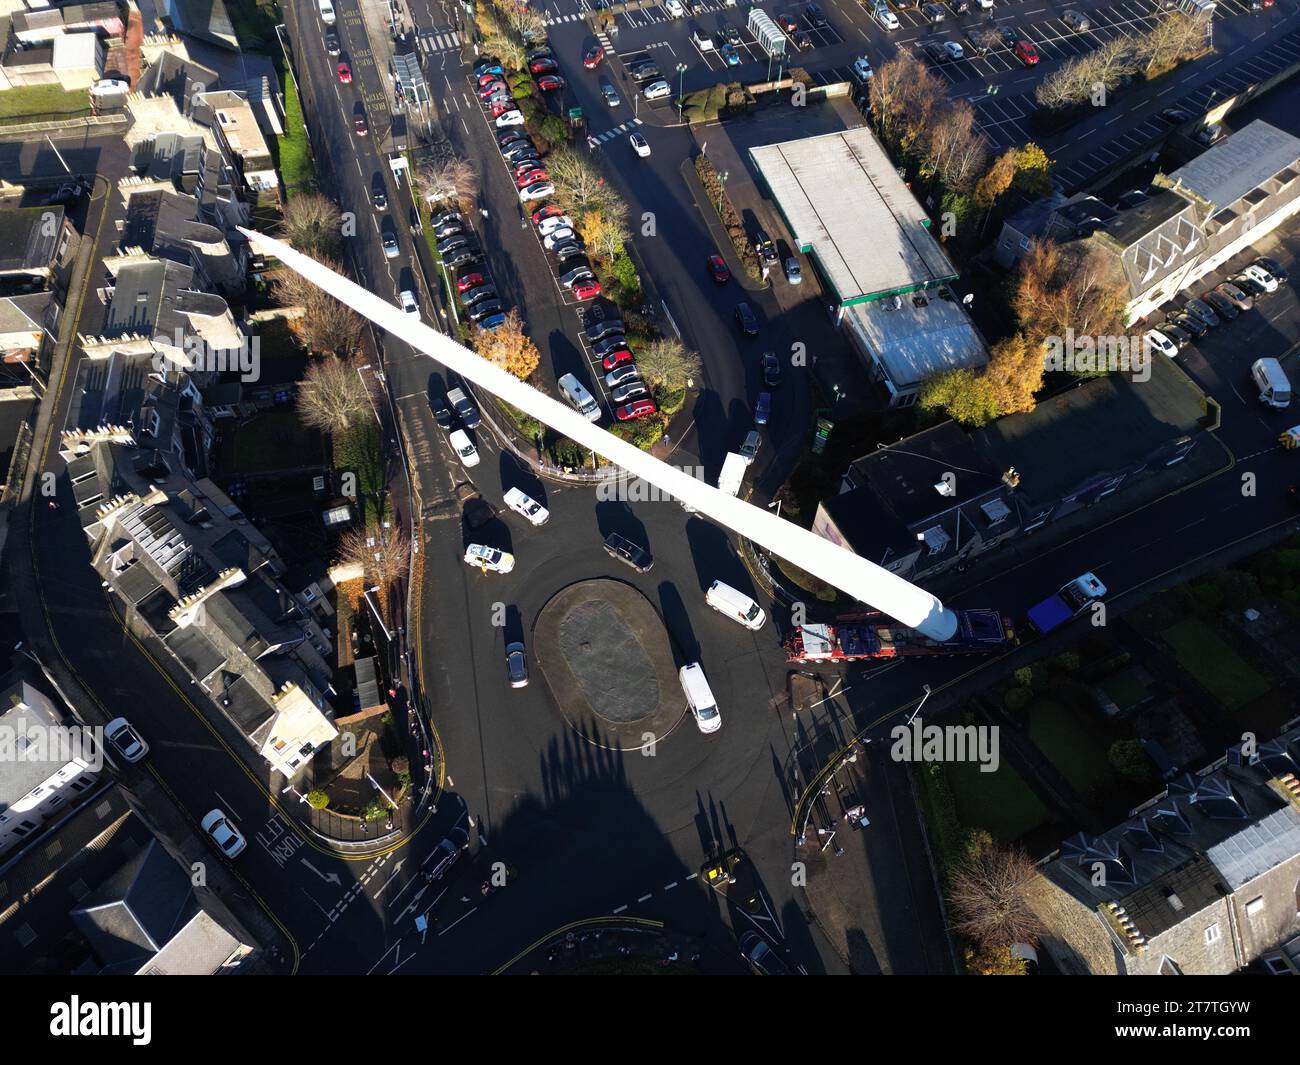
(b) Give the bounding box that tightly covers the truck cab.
[1029,572,1106,634]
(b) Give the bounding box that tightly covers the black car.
[603,532,653,573]
[325,28,341,55]
[505,641,529,688]
[1000,26,1020,46]
[586,318,625,342]
[1182,297,1219,328]
[1159,321,1191,349]
[722,24,742,46]
[370,182,387,210]
[1230,272,1268,297]
[428,826,470,880]
[1161,107,1190,124]
[1202,290,1238,321]
[467,299,506,322]
[552,243,586,264]
[804,2,828,28]
[753,229,778,265]
[949,0,969,11]
[437,234,474,256]
[740,932,790,976]
[1254,257,1289,283]
[431,404,455,429]
[734,302,759,336]
[498,128,530,148]
[790,29,812,51]
[430,209,461,229]
[1169,311,1208,339]
[762,350,783,387]
[592,334,631,359]
[461,285,498,307]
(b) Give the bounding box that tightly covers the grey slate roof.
[1205,806,1300,890]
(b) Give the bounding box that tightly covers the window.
[1204,923,1221,945]
[1245,896,1265,918]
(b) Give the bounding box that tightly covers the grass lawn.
[1161,618,1270,710]
[334,418,387,523]
[232,409,323,473]
[1025,698,1117,797]
[278,74,316,196]
[0,84,91,123]
[946,759,1050,844]
[1099,667,1148,712]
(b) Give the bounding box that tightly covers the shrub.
[551,436,589,468]
[363,799,390,821]
[1052,651,1082,673]
[610,415,666,450]
[1003,686,1032,714]
[306,789,330,810]
[612,251,640,295]
[1108,739,1154,783]
[1012,666,1034,689]
[539,114,569,147]
[657,387,686,416]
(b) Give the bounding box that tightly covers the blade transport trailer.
[785,609,1016,663]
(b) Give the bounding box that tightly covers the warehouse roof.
[1168,120,1300,211]
[749,127,958,305]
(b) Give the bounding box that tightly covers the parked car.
[720,43,741,65]
[734,302,759,336]
[528,58,559,74]
[789,28,812,50]
[448,386,480,428]
[533,204,566,225]
[201,809,246,858]
[1216,281,1254,311]
[495,109,526,127]
[643,80,671,101]
[603,532,653,572]
[456,271,486,293]
[572,278,602,300]
[105,717,149,763]
[382,230,400,258]
[722,23,743,45]
[461,285,498,307]
[1162,107,1191,124]
[943,41,964,60]
[517,169,551,189]
[1183,297,1220,328]
[448,428,480,467]
[852,57,874,82]
[551,242,585,263]
[665,0,685,14]
[519,181,555,202]
[611,379,649,404]
[538,214,574,236]
[762,350,783,387]
[922,2,945,22]
[1063,9,1090,30]
[543,228,576,250]
[628,61,662,82]
[1242,263,1280,292]
[593,334,631,359]
[478,312,508,331]
[739,429,762,463]
[616,398,658,421]
[560,264,597,288]
[629,132,651,158]
[1254,257,1289,283]
[784,257,802,284]
[1230,272,1269,297]
[1197,124,1225,146]
[691,28,715,51]
[464,544,515,573]
[399,289,419,317]
[586,317,625,342]
[498,128,530,148]
[1159,321,1191,349]
[438,234,474,256]
[605,361,639,386]
[1143,329,1178,359]
[1202,290,1239,321]
[467,299,505,323]
[537,74,565,91]
[505,641,529,687]
[804,2,829,27]
[739,932,790,976]
[1013,39,1039,65]
[1169,311,1208,338]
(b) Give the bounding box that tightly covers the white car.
[691,29,714,51]
[201,809,247,858]
[543,227,576,250]
[504,486,550,526]
[399,289,419,316]
[448,428,479,467]
[1144,329,1178,359]
[537,215,573,236]
[943,41,965,60]
[90,78,130,96]
[464,544,515,573]
[975,0,993,8]
[105,717,148,764]
[520,181,555,202]
[873,6,900,29]
[852,57,873,81]
[665,0,684,15]
[643,80,671,101]
[495,109,526,127]
[1243,263,1279,293]
[629,132,651,158]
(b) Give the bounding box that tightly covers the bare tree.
[499,3,545,43]
[1133,12,1209,77]
[271,259,366,355]
[635,338,701,393]
[1013,238,1129,349]
[925,100,986,194]
[297,354,374,436]
[576,204,631,265]
[948,840,1045,950]
[415,156,480,214]
[336,521,411,596]
[547,148,619,217]
[279,193,342,257]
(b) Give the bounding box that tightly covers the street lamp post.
[906,684,933,726]
[717,169,729,215]
[676,62,688,121]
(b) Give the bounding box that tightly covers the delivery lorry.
[716,452,748,497]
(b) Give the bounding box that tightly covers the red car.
[602,348,634,372]
[491,98,517,116]
[1014,40,1040,66]
[456,272,485,292]
[706,254,730,284]
[583,46,604,69]
[572,278,602,300]
[337,62,352,84]
[516,170,549,188]
[478,81,508,100]
[536,74,566,91]
[528,58,558,75]
[616,398,658,422]
[533,205,565,225]
[354,114,369,136]
[478,72,504,87]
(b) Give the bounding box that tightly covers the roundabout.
[533,579,685,750]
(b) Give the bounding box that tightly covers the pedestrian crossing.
[418,29,462,53]
[587,117,642,148]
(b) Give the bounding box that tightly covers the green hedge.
[657,387,686,417]
[279,74,316,195]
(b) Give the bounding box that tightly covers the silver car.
[611,379,649,404]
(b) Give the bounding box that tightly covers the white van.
[679,663,721,734]
[1252,358,1292,409]
[558,373,601,422]
[705,580,766,631]
[318,0,336,24]
[448,428,480,467]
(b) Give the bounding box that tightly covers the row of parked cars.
[1145,258,1288,357]
[580,315,660,422]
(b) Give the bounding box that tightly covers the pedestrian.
[47,500,59,510]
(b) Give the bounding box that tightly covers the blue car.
[478,313,508,331]
[721,44,741,67]
[754,391,771,426]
